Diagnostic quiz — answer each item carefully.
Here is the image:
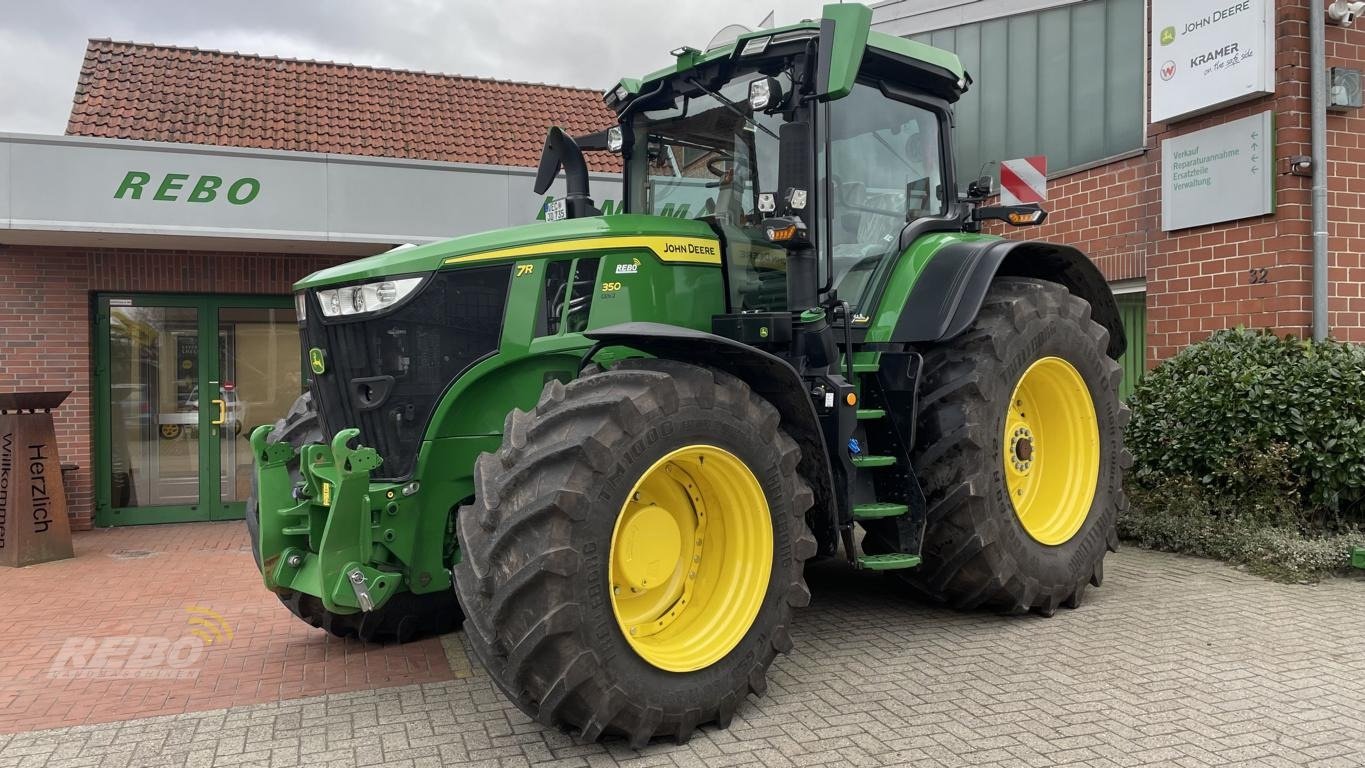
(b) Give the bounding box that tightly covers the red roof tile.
[66,40,620,172]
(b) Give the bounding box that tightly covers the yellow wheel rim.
[160,424,181,439]
[609,445,773,672]
[1003,357,1100,546]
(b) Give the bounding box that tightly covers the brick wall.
[999,1,1364,363]
[0,245,349,530]
[1326,14,1365,343]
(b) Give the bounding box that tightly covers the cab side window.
[826,84,946,308]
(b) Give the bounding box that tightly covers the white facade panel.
[0,133,625,250]
[870,0,1085,36]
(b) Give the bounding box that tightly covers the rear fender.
[583,322,840,557]
[891,239,1126,359]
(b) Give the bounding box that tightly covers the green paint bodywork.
[862,232,1000,343]
[256,213,727,607]
[1353,547,1365,569]
[251,3,976,614]
[819,4,872,101]
[295,214,718,289]
[253,211,964,610]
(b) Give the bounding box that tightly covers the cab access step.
[838,350,929,572]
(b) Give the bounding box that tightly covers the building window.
[1114,290,1147,401]
[904,0,1144,185]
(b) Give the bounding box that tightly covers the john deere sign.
[1150,0,1274,123]
[114,172,261,205]
[0,133,622,252]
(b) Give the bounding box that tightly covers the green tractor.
[248,3,1128,744]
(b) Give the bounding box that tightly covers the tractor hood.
[294,214,719,290]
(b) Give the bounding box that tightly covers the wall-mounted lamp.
[1328,1,1365,26]
[1330,67,1363,111]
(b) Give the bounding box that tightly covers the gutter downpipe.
[1311,2,1329,342]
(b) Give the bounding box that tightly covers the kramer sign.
[1151,0,1274,123]
[1161,110,1273,231]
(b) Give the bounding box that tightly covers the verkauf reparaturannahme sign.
[1150,0,1275,123]
[1161,110,1273,231]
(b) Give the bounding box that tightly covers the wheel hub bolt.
[286,553,303,568]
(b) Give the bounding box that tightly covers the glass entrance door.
[96,294,299,525]
[216,306,303,518]
[102,301,205,520]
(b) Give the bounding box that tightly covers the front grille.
[304,265,512,480]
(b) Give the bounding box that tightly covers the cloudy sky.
[0,0,831,135]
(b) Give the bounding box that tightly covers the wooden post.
[0,391,75,567]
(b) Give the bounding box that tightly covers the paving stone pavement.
[0,523,454,732]
[2,548,1362,768]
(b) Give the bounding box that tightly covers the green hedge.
[1127,328,1365,528]
[1121,476,1365,582]
[1124,329,1365,580]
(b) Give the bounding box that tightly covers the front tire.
[893,277,1129,615]
[455,360,816,745]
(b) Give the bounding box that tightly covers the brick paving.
[1,524,1363,767]
[0,523,454,733]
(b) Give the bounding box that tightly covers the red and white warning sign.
[999,155,1047,206]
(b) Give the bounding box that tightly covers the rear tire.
[246,392,463,643]
[455,360,816,745]
[888,277,1129,615]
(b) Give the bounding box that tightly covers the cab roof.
[607,4,968,110]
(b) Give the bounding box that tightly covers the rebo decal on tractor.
[249,3,1128,745]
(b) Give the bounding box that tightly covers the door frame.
[94,292,295,526]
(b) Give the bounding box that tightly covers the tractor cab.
[543,5,973,331]
[613,16,964,323]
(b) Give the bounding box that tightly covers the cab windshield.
[629,70,802,311]
[623,70,950,314]
[632,72,793,225]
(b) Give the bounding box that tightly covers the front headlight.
[315,276,424,318]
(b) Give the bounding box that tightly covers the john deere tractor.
[248,3,1128,744]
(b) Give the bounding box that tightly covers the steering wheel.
[834,176,905,219]
[706,156,736,178]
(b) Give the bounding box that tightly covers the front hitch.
[249,425,400,614]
